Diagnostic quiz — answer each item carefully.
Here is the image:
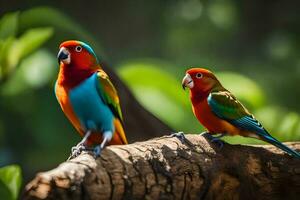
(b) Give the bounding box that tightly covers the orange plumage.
[191,98,241,136]
[183,68,240,136]
[182,68,300,158]
[55,40,127,158]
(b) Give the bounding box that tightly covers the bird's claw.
[171,131,186,143]
[199,131,210,137]
[210,137,224,149]
[200,132,225,149]
[93,145,102,158]
[69,143,87,159]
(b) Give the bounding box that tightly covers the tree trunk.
[22,134,300,200]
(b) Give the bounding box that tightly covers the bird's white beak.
[182,73,194,90]
[57,47,71,64]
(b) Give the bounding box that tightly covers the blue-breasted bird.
[182,68,300,158]
[55,40,127,158]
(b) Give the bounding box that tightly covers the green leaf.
[0,37,15,80]
[2,49,56,96]
[0,12,19,39]
[118,61,188,106]
[117,60,200,132]
[7,27,53,70]
[0,180,12,200]
[0,165,22,200]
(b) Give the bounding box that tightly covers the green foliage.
[0,165,22,200]
[7,28,53,69]
[0,10,53,82]
[0,12,18,39]
[118,60,200,132]
[2,49,56,95]
[3,28,53,82]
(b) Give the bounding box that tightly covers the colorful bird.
[55,40,127,158]
[182,68,300,158]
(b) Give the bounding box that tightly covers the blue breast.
[69,73,114,133]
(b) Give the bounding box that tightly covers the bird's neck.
[191,84,225,104]
[190,90,210,104]
[57,64,99,89]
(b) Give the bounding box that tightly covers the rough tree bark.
[23,134,300,200]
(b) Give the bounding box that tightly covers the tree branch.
[23,134,300,200]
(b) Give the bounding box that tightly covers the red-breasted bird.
[55,40,127,158]
[182,68,300,158]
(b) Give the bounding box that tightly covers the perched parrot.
[55,40,127,158]
[182,68,300,158]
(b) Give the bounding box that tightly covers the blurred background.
[0,0,300,198]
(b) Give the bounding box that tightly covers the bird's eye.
[195,73,203,79]
[75,46,82,52]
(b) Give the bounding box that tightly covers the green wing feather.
[207,91,251,120]
[208,90,300,158]
[96,70,123,121]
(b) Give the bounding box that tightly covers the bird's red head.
[58,40,99,70]
[182,68,221,95]
[57,40,100,88]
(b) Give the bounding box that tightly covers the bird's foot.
[171,131,186,143]
[210,137,224,149]
[200,132,225,149]
[68,143,87,160]
[92,131,113,159]
[199,131,210,137]
[93,145,102,158]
